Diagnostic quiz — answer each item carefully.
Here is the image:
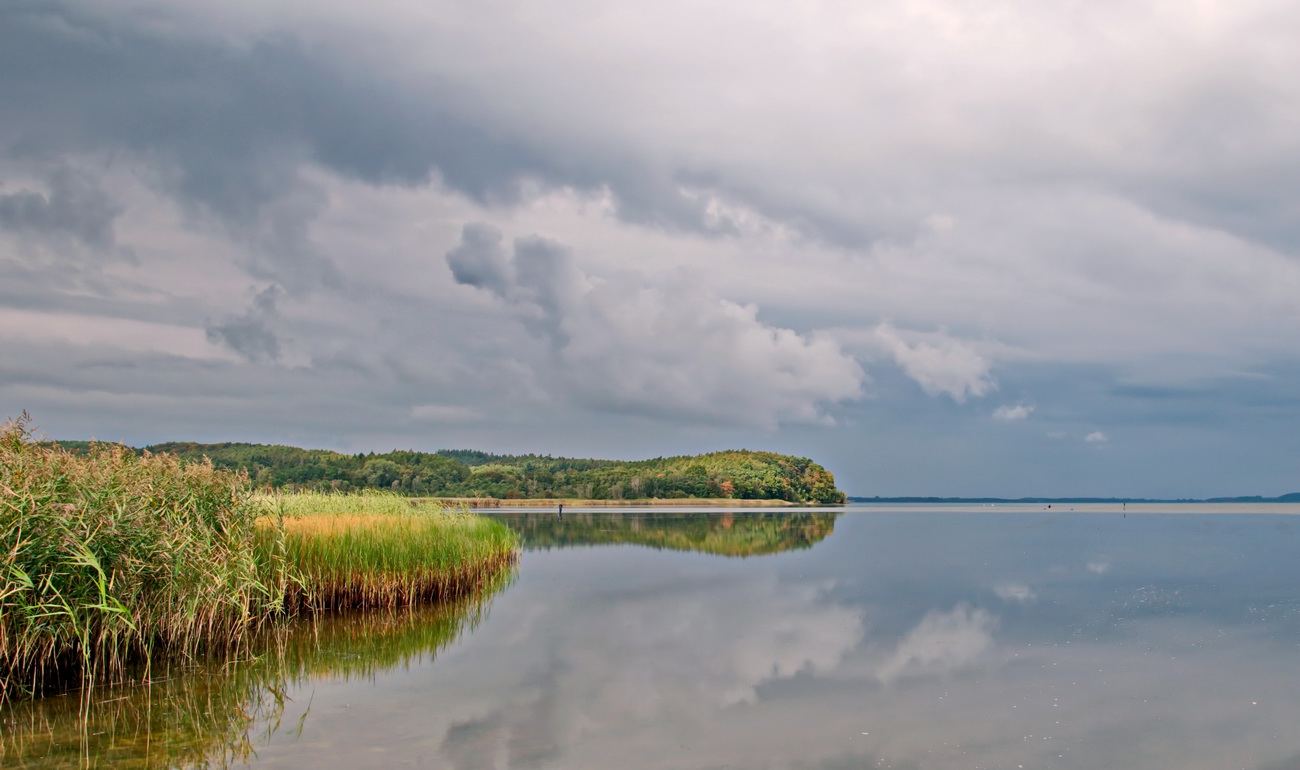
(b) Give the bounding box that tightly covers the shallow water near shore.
[6,504,1300,769]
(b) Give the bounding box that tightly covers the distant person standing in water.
[558,503,563,519]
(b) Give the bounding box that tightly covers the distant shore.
[849,494,1300,504]
[437,498,1300,514]
[436,497,819,509]
[849,502,1300,514]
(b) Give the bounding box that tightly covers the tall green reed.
[1,417,518,703]
[1,414,279,701]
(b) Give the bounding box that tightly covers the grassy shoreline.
[0,417,518,702]
[261,492,518,612]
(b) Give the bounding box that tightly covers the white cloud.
[992,403,1034,421]
[1087,561,1111,574]
[447,225,867,428]
[1085,431,1109,443]
[873,323,996,402]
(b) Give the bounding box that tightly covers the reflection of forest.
[486,510,841,556]
[0,570,512,769]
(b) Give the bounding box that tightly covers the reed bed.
[1,415,273,702]
[0,416,519,704]
[259,492,519,612]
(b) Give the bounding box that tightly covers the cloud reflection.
[994,582,1037,603]
[875,604,996,683]
[435,570,864,769]
[241,514,1300,770]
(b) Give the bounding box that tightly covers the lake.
[6,504,1300,769]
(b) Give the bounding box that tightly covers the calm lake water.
[6,504,1300,769]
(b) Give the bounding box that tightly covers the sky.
[2,0,1298,498]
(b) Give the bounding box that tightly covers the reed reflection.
[0,568,514,769]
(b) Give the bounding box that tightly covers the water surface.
[6,505,1300,769]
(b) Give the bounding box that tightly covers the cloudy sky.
[2,0,1298,497]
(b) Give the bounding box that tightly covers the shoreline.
[433,498,1300,514]
[847,502,1300,514]
[434,497,822,508]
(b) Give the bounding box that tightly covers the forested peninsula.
[51,441,847,504]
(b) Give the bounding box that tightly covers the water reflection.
[484,508,841,556]
[288,507,1300,770]
[8,508,1300,769]
[0,569,513,769]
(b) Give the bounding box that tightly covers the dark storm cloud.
[0,167,121,250]
[205,284,282,362]
[444,223,513,297]
[447,223,585,344]
[0,3,758,251]
[3,1,1297,269]
[0,4,525,208]
[0,2,558,299]
[510,236,585,345]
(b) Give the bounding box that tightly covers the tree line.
[51,441,847,504]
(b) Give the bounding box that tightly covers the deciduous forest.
[51,441,847,504]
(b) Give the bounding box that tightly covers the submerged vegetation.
[0,416,518,702]
[88,441,847,503]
